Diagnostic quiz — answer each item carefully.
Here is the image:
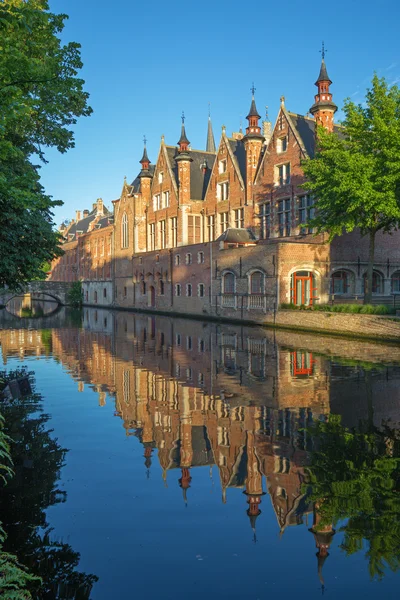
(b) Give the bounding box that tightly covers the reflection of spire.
[310,503,336,595]
[144,445,152,479]
[179,467,192,506]
[162,467,168,488]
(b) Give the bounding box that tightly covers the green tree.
[302,75,400,303]
[0,0,92,290]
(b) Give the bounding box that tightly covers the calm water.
[1,303,400,599]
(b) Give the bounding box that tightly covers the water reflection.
[1,307,400,597]
[6,294,60,318]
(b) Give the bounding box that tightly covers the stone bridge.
[0,281,74,307]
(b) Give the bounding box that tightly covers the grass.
[280,303,396,315]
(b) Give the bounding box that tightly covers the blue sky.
[42,0,400,224]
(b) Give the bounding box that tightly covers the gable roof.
[63,205,111,242]
[227,137,246,188]
[165,146,216,201]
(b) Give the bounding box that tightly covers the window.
[220,212,229,234]
[94,291,98,304]
[260,203,270,239]
[392,271,400,293]
[175,254,180,266]
[234,208,244,228]
[141,281,146,295]
[123,286,127,298]
[363,271,383,295]
[100,239,104,256]
[277,136,287,153]
[197,251,204,264]
[331,271,350,295]
[207,215,215,241]
[186,283,192,297]
[298,195,314,233]
[185,253,192,265]
[123,370,130,405]
[250,271,264,294]
[223,272,235,293]
[198,283,205,297]
[153,194,161,211]
[275,163,291,186]
[217,181,229,201]
[149,223,155,251]
[103,288,107,298]
[188,215,202,245]
[159,220,166,249]
[278,199,291,237]
[218,159,227,173]
[159,280,164,295]
[175,284,181,296]
[198,338,205,352]
[170,217,177,247]
[187,336,192,350]
[158,171,163,184]
[163,190,170,207]
[176,333,181,346]
[156,254,159,263]
[121,213,129,248]
[186,368,192,380]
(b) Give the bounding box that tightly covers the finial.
[239,117,243,133]
[124,175,127,183]
[251,82,256,96]
[320,41,326,60]
[161,134,165,142]
[280,95,285,106]
[208,102,211,118]
[181,111,185,124]
[143,135,147,146]
[265,105,269,121]
[222,124,226,133]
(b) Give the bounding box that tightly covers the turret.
[242,85,264,203]
[176,113,192,206]
[309,43,338,133]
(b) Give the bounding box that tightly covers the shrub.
[66,281,83,308]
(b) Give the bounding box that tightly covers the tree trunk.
[364,230,376,305]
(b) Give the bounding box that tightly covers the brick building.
[51,54,400,317]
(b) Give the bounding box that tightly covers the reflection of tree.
[306,414,400,580]
[0,368,98,598]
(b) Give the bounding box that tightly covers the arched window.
[141,281,146,295]
[121,213,129,249]
[291,271,316,306]
[222,272,235,294]
[363,271,383,295]
[159,280,164,295]
[250,271,264,294]
[331,270,352,294]
[392,271,400,293]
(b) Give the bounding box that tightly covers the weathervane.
[143,135,147,146]
[320,41,326,59]
[181,111,185,124]
[251,82,256,96]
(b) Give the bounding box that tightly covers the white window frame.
[198,283,205,297]
[185,253,192,265]
[186,283,192,297]
[197,251,204,264]
[175,283,181,297]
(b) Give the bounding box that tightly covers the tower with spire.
[242,84,265,204]
[309,43,338,133]
[309,502,336,594]
[176,113,193,206]
[243,428,265,542]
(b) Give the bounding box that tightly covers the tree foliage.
[0,0,92,290]
[302,75,400,302]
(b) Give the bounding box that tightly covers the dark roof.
[217,228,257,244]
[315,59,332,85]
[165,146,216,200]
[206,117,216,153]
[140,145,150,164]
[247,95,261,119]
[288,112,344,158]
[131,165,155,191]
[228,138,246,185]
[63,205,111,242]
[178,123,190,146]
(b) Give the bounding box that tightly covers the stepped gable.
[165,146,216,201]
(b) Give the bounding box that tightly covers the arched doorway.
[291,271,316,306]
[149,286,155,308]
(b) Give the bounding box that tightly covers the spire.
[315,41,332,85]
[244,83,263,139]
[206,105,216,153]
[138,135,153,178]
[178,111,190,152]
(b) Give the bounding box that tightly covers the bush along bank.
[280,303,394,315]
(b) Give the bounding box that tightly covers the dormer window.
[277,136,287,153]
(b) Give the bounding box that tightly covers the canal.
[1,303,400,599]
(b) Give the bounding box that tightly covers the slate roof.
[130,165,155,192]
[227,138,246,185]
[288,113,344,158]
[63,205,111,242]
[216,228,257,244]
[315,58,332,84]
[247,96,261,119]
[165,146,216,201]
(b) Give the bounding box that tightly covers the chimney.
[231,131,244,141]
[75,210,81,222]
[92,202,97,210]
[83,209,90,217]
[96,198,104,216]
